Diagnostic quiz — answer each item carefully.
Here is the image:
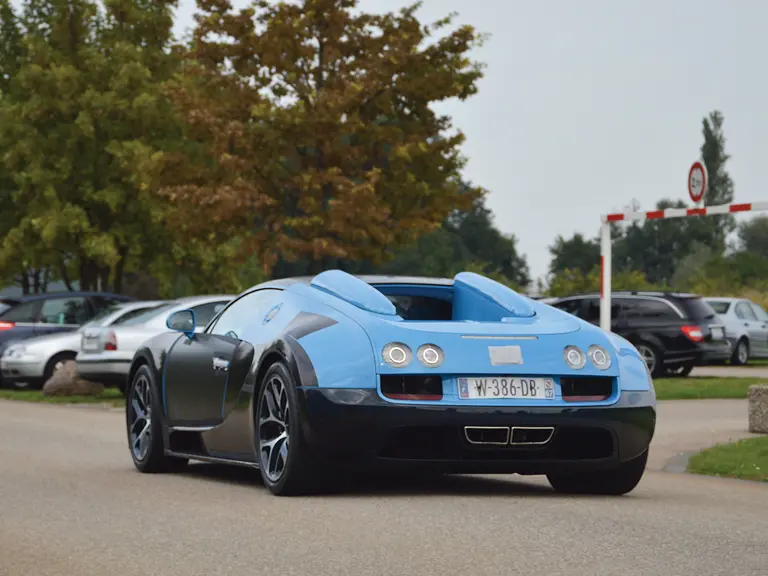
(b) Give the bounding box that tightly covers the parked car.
[123,270,655,497]
[704,297,768,365]
[76,295,234,392]
[0,300,167,390]
[0,291,135,385]
[547,291,731,377]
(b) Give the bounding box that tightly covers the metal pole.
[600,220,612,332]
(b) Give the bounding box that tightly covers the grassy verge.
[0,387,125,407]
[653,376,763,400]
[687,436,768,482]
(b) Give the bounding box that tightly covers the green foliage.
[548,233,599,277]
[161,0,486,276]
[546,266,654,298]
[378,193,530,288]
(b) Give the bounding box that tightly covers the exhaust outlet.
[509,426,555,445]
[464,426,510,445]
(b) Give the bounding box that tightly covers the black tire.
[547,450,648,496]
[125,365,188,473]
[254,361,328,496]
[731,338,749,366]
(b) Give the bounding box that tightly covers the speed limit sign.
[688,161,708,204]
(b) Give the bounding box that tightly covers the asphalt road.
[1,400,767,576]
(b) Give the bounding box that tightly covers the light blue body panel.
[267,271,655,410]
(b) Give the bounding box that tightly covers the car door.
[747,301,768,357]
[734,301,765,356]
[163,292,278,425]
[34,296,92,337]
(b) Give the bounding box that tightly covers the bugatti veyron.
[124,270,656,496]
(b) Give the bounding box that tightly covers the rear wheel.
[635,342,662,378]
[547,450,648,496]
[255,362,328,496]
[731,338,749,365]
[126,365,188,473]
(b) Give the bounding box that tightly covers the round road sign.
[688,161,708,204]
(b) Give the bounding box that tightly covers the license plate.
[711,327,724,341]
[458,377,555,400]
[82,337,100,351]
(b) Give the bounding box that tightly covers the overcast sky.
[171,0,768,282]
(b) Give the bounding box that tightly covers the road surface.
[1,399,766,576]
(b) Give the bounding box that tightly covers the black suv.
[547,291,731,377]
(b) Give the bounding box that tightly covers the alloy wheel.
[637,345,656,375]
[258,375,290,483]
[129,375,153,462]
[738,341,748,364]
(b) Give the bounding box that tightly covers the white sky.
[170,0,768,282]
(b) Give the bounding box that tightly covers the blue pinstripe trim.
[162,338,181,415]
[221,372,230,418]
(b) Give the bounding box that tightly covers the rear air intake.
[464,426,510,445]
[560,376,613,402]
[380,375,443,401]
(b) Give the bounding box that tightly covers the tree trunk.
[32,269,41,294]
[99,265,110,292]
[42,268,50,293]
[79,259,99,291]
[19,270,29,295]
[113,246,128,294]
[59,259,73,291]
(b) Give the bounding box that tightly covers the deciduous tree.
[162,0,485,275]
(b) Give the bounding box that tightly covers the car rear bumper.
[76,358,131,384]
[698,340,733,362]
[298,388,656,474]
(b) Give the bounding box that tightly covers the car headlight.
[588,344,612,370]
[417,344,444,368]
[4,346,25,358]
[563,345,586,369]
[382,342,412,368]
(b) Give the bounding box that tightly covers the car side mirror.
[167,309,196,338]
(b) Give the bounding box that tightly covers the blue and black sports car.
[125,271,656,496]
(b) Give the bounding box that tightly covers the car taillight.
[681,325,704,342]
[104,331,117,351]
[0,321,14,330]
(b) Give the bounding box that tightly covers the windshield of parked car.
[752,303,768,321]
[78,305,124,330]
[707,301,731,314]
[119,302,178,326]
[681,297,717,321]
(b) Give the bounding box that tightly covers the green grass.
[653,376,764,400]
[687,436,768,482]
[0,387,125,407]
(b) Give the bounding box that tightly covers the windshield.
[79,305,124,329]
[752,303,768,321]
[120,302,178,326]
[706,300,731,314]
[681,297,718,321]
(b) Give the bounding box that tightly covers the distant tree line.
[0,1,762,302]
